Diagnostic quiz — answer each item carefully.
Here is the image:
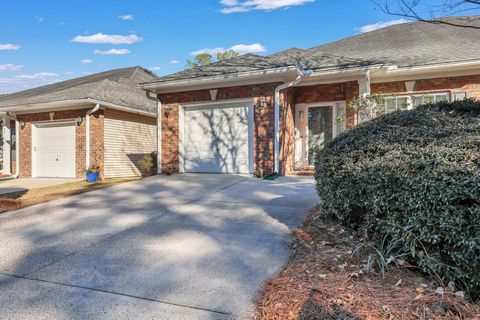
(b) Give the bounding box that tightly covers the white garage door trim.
[32,121,76,178]
[179,98,254,174]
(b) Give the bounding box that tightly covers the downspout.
[273,68,312,175]
[0,113,20,178]
[13,119,19,178]
[156,98,162,174]
[85,103,100,170]
[145,91,162,175]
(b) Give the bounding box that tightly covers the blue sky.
[0,0,437,93]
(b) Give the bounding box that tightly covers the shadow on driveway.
[0,174,318,319]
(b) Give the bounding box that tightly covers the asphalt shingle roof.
[144,16,480,85]
[0,66,158,113]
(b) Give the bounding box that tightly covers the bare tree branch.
[372,0,480,29]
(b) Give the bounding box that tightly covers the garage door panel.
[35,123,76,178]
[184,104,251,174]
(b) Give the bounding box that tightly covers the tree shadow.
[184,105,249,174]
[0,174,317,319]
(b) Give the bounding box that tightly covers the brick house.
[0,67,158,179]
[140,16,480,177]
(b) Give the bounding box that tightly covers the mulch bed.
[254,206,480,320]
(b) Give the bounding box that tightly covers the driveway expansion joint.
[0,272,234,316]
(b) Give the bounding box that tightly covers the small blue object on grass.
[86,172,100,183]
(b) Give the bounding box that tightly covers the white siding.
[104,109,156,178]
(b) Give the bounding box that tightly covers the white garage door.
[184,103,251,173]
[35,123,76,178]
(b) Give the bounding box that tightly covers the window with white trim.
[378,92,450,115]
[377,96,410,114]
[412,93,449,107]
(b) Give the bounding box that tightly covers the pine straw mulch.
[255,206,480,320]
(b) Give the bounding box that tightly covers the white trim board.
[1,99,156,118]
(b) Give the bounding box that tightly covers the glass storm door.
[307,106,333,165]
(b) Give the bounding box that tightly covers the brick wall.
[17,108,104,179]
[279,88,296,175]
[89,110,105,177]
[158,81,360,176]
[371,74,480,98]
[161,104,180,174]
[159,83,280,176]
[294,81,359,128]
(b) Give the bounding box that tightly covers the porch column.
[358,70,371,97]
[2,119,12,174]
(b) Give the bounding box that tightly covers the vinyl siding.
[104,109,156,178]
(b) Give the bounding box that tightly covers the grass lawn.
[0,178,140,213]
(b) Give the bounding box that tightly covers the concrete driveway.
[0,174,317,319]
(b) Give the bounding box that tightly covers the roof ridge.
[0,66,143,100]
[308,15,480,52]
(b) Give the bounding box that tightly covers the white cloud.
[94,49,130,55]
[230,43,266,54]
[36,16,45,23]
[119,15,134,21]
[81,59,93,64]
[191,43,266,56]
[71,33,142,44]
[0,44,21,51]
[15,72,59,80]
[0,64,25,72]
[169,60,179,64]
[191,47,225,56]
[0,72,61,93]
[149,66,161,71]
[356,19,409,33]
[220,0,315,13]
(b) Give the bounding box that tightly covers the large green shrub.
[315,99,480,299]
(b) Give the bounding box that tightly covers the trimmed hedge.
[314,99,480,299]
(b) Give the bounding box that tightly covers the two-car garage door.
[183,102,252,174]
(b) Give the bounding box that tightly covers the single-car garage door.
[183,103,252,173]
[34,122,76,178]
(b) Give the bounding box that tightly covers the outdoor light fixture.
[76,116,83,124]
[19,121,25,128]
[164,106,171,117]
[257,96,267,111]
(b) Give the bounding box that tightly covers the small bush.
[314,99,480,299]
[138,152,158,176]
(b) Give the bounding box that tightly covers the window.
[335,102,346,136]
[412,93,449,107]
[377,92,450,115]
[378,96,410,114]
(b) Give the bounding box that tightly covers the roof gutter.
[273,68,313,175]
[0,98,156,118]
[139,67,299,92]
[384,59,480,74]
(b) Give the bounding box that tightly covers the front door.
[295,105,333,168]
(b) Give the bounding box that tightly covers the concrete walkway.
[0,178,76,195]
[0,174,318,319]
